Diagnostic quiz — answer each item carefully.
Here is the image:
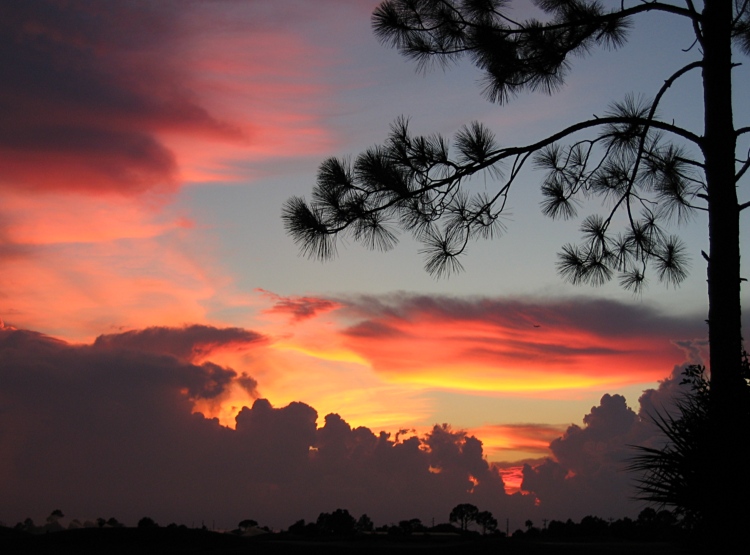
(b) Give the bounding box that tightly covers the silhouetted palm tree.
[630,360,750,536]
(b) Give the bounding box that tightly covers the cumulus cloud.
[519,373,698,522]
[0,324,536,529]
[521,394,644,520]
[0,322,698,530]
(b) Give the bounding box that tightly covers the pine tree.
[284,0,748,535]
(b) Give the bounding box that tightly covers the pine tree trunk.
[703,0,742,399]
[700,0,745,539]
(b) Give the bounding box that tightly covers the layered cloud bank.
[0,321,690,529]
[333,293,702,392]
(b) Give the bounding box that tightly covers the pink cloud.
[257,289,341,322]
[0,0,343,196]
[0,230,229,340]
[0,2,357,344]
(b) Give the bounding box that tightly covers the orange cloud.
[495,465,527,495]
[0,230,222,341]
[469,423,568,462]
[206,291,702,443]
[336,295,700,395]
[0,192,189,246]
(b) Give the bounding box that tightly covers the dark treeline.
[0,506,700,555]
[4,505,683,541]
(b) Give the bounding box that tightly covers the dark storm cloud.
[342,319,403,338]
[0,324,534,529]
[343,292,705,339]
[0,0,238,194]
[93,324,266,362]
[463,340,623,362]
[519,386,690,521]
[0,322,692,530]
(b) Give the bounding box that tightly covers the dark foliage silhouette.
[315,509,357,536]
[1,509,692,555]
[449,503,479,531]
[356,514,374,533]
[238,519,258,532]
[284,0,748,536]
[475,510,497,535]
[137,516,158,529]
[46,510,63,524]
[396,518,427,535]
[630,359,750,535]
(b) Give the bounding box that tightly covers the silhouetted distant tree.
[238,519,258,532]
[356,514,374,533]
[397,518,426,535]
[46,510,63,524]
[105,517,123,528]
[607,516,635,539]
[316,509,356,536]
[137,517,158,529]
[287,519,309,535]
[579,515,608,536]
[284,0,749,537]
[546,518,576,539]
[449,503,479,532]
[475,511,497,535]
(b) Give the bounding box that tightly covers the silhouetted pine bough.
[284,1,749,541]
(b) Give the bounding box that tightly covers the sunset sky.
[1,0,748,531]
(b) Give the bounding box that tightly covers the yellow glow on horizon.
[382,366,623,393]
[271,341,371,367]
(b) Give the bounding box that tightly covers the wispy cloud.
[0,1,362,342]
[257,289,341,322]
